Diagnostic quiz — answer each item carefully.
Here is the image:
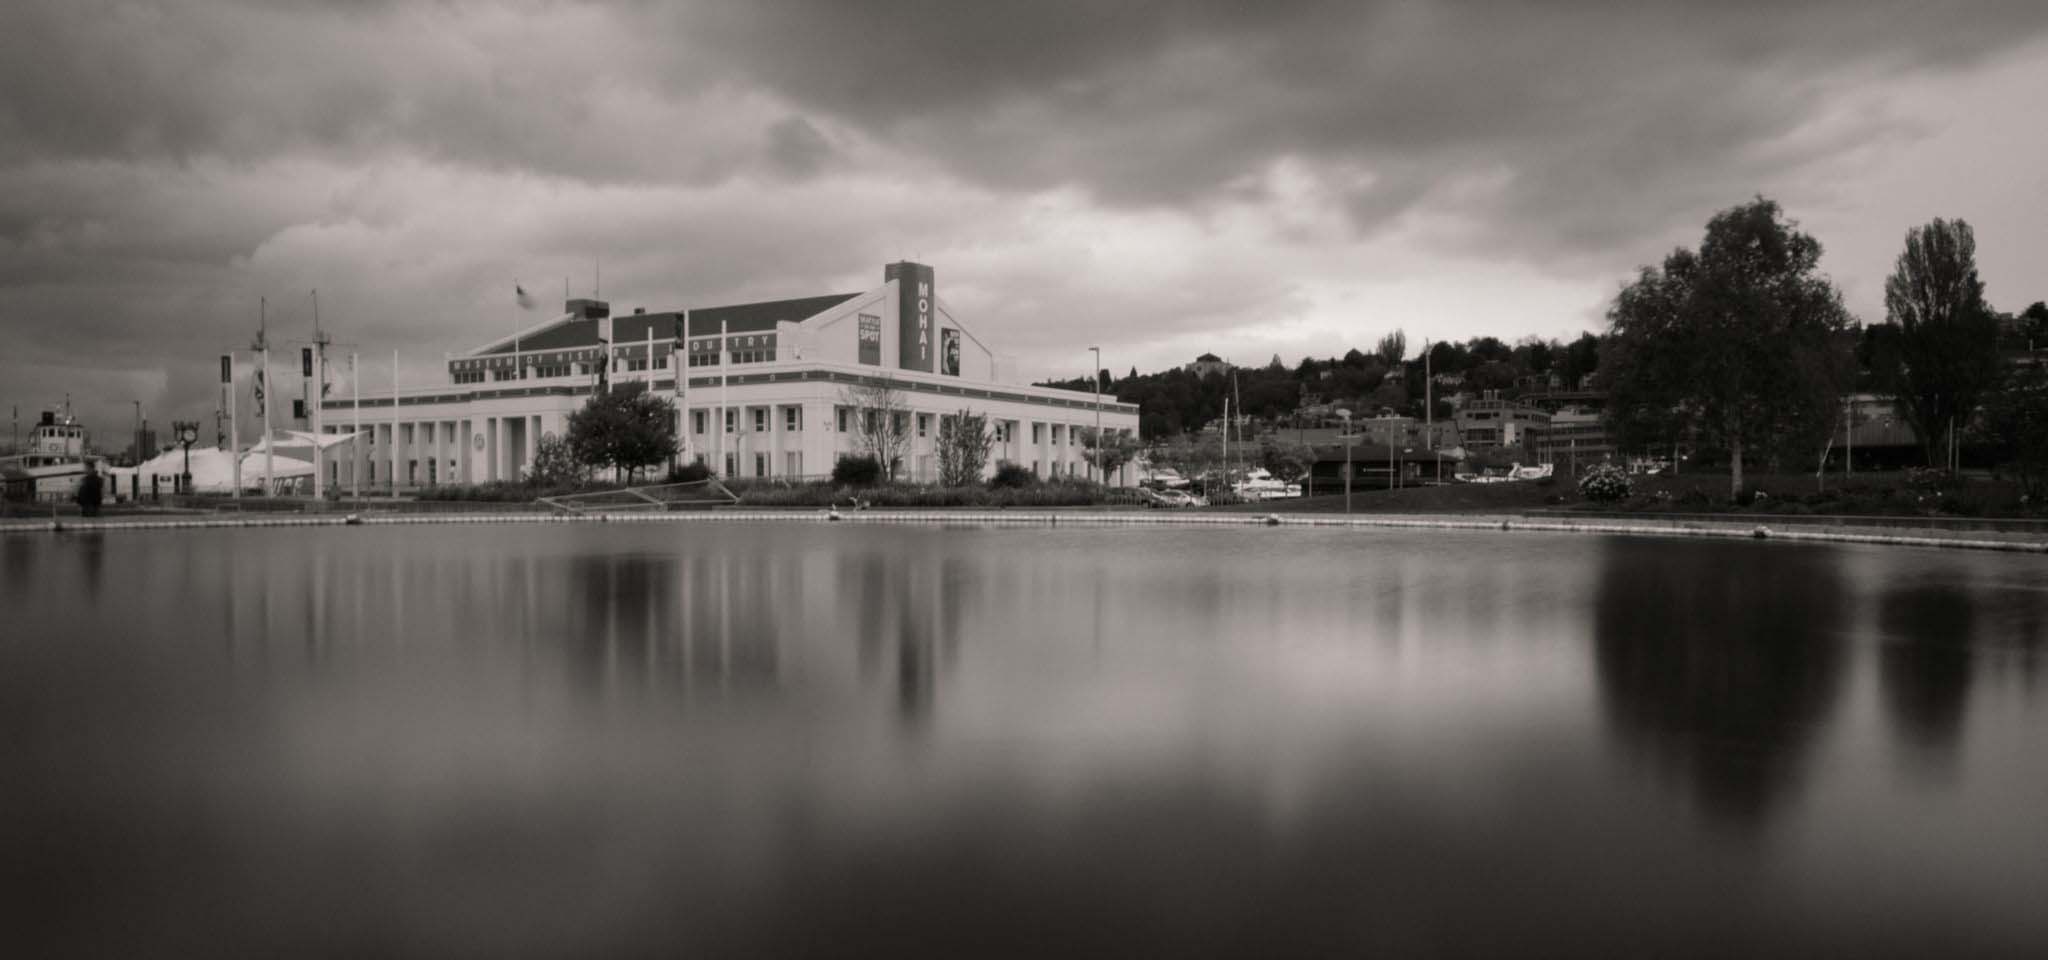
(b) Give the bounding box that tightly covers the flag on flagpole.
[515,283,536,310]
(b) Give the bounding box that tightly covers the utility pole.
[1338,408,1355,515]
[1845,396,1853,478]
[1424,339,1433,451]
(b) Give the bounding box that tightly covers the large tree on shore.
[566,382,677,483]
[1602,198,1852,498]
[1881,218,2003,467]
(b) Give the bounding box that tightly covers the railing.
[537,479,739,514]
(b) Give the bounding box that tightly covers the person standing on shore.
[75,463,103,518]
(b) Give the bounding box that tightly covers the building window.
[1032,423,1044,444]
[753,408,767,433]
[725,409,736,433]
[837,407,850,432]
[654,356,667,369]
[492,370,517,382]
[917,413,930,438]
[1051,424,1063,445]
[692,411,707,434]
[724,453,735,477]
[892,412,907,437]
[784,406,800,432]
[785,451,801,476]
[754,453,767,477]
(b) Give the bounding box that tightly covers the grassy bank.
[1213,469,2046,519]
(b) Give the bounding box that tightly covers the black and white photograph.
[4,2,2047,956]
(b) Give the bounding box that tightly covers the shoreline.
[5,507,2046,555]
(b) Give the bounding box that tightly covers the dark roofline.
[476,292,861,355]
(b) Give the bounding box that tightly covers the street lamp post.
[172,420,199,494]
[1090,345,1102,483]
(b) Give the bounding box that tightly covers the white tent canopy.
[246,429,364,455]
[113,446,313,494]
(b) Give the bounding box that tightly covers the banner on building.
[858,313,881,366]
[940,328,960,376]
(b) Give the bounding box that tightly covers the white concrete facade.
[319,263,1140,489]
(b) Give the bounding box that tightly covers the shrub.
[832,455,883,487]
[666,460,712,483]
[1578,463,1632,503]
[988,462,1038,489]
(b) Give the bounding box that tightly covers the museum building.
[317,262,1140,488]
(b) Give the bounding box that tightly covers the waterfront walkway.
[5,507,2046,554]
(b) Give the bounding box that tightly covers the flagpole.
[310,290,326,501]
[351,351,361,502]
[260,298,273,497]
[227,354,241,502]
[390,348,399,494]
[676,310,689,469]
[720,317,729,477]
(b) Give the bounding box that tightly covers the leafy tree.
[937,409,994,486]
[1080,427,1141,481]
[1881,218,2003,467]
[528,433,587,488]
[566,382,678,483]
[1376,329,1407,366]
[1560,332,1601,387]
[1980,363,2048,499]
[1257,437,1314,484]
[1466,361,1519,392]
[839,380,911,479]
[2020,301,2048,345]
[1602,197,1852,497]
[1341,348,1370,369]
[1467,336,1512,365]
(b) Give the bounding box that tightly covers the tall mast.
[256,297,273,496]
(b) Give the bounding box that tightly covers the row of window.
[686,350,777,367]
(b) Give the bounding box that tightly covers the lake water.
[4,523,2046,957]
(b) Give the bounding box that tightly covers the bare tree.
[839,379,912,479]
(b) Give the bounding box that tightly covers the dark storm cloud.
[3,0,2046,435]
[670,0,2048,252]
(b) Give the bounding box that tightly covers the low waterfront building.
[317,262,1140,489]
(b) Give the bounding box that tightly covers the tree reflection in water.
[1878,583,1976,765]
[1592,537,1847,828]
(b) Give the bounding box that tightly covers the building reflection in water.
[1591,537,1848,828]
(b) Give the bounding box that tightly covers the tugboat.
[0,410,109,504]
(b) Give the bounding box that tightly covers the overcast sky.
[4,0,2046,438]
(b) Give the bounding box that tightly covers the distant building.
[1535,408,1612,474]
[1456,396,1551,450]
[1185,353,1230,377]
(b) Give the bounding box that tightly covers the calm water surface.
[4,524,2046,957]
